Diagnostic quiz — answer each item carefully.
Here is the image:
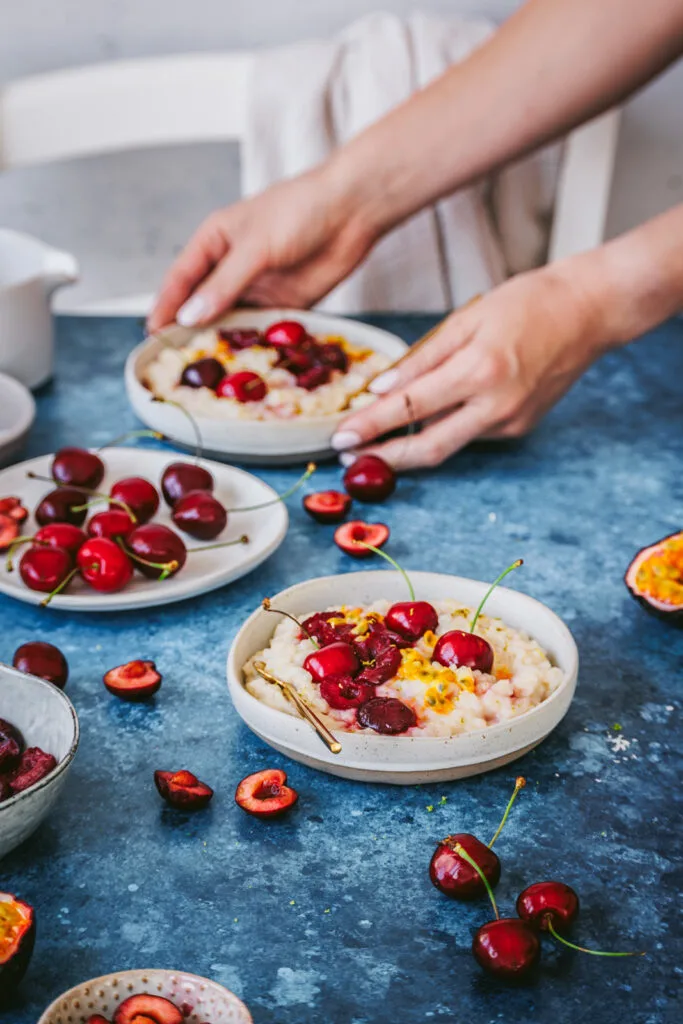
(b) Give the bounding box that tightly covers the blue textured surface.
[2,315,682,1024]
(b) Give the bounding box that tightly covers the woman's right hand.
[147,166,375,332]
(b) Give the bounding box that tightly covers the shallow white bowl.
[227,571,579,784]
[125,308,408,464]
[38,968,252,1024]
[0,371,35,466]
[0,663,79,858]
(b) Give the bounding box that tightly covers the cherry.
[304,641,360,682]
[19,545,73,594]
[276,340,319,375]
[217,370,268,402]
[104,660,162,701]
[302,611,355,647]
[318,342,348,372]
[126,523,187,579]
[357,696,416,734]
[51,447,104,489]
[35,487,89,527]
[154,769,214,811]
[0,496,28,522]
[86,1017,111,1024]
[356,643,402,686]
[34,523,86,559]
[343,454,396,502]
[235,767,298,817]
[114,994,184,1024]
[172,489,227,540]
[433,630,494,674]
[334,520,390,557]
[180,357,225,390]
[218,327,263,350]
[385,600,438,641]
[320,675,375,710]
[88,509,136,542]
[0,514,20,552]
[13,641,69,689]
[77,537,133,593]
[161,461,214,507]
[303,490,352,524]
[109,477,159,524]
[264,320,308,348]
[9,747,58,794]
[430,834,501,900]
[516,881,579,933]
[472,918,540,980]
[0,718,23,772]
[298,365,331,391]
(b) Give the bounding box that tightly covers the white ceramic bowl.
[38,969,252,1024]
[0,663,79,858]
[125,308,408,464]
[0,371,35,466]
[227,571,579,784]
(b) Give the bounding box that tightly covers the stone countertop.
[2,315,682,1024]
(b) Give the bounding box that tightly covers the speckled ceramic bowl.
[0,662,79,858]
[37,969,253,1024]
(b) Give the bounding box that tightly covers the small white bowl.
[0,371,35,466]
[227,571,579,784]
[125,308,408,464]
[0,663,79,858]
[38,968,252,1024]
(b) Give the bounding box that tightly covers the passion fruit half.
[625,530,683,625]
[0,893,35,1002]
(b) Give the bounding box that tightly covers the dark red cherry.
[301,611,355,647]
[303,490,352,524]
[317,342,348,372]
[154,770,213,811]
[51,447,104,489]
[276,340,319,375]
[109,477,159,524]
[35,487,89,527]
[334,520,390,557]
[264,320,308,348]
[34,523,87,560]
[77,538,133,593]
[180,357,225,390]
[19,545,73,594]
[433,630,494,673]
[0,718,24,772]
[9,747,58,794]
[217,371,267,402]
[430,833,501,900]
[171,490,227,540]
[127,523,187,579]
[161,462,214,507]
[104,659,162,701]
[472,918,540,980]
[218,328,263,350]
[357,696,416,734]
[87,509,136,542]
[235,768,298,817]
[298,365,330,391]
[13,641,69,689]
[385,601,438,641]
[343,455,396,502]
[304,641,360,682]
[516,881,580,933]
[356,644,402,686]
[320,675,375,710]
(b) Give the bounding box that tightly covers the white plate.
[125,308,408,464]
[227,571,579,784]
[0,371,35,466]
[0,447,287,611]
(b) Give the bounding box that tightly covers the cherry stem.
[226,463,316,513]
[454,843,499,920]
[547,919,646,958]
[470,559,524,634]
[97,429,164,452]
[151,397,204,462]
[117,540,177,581]
[71,495,137,523]
[40,566,79,607]
[5,536,36,572]
[186,535,250,553]
[488,776,526,849]
[262,597,319,647]
[357,543,415,601]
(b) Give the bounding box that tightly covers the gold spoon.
[252,661,342,755]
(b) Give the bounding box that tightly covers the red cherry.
[104,659,162,701]
[301,611,355,647]
[303,490,352,524]
[472,918,540,980]
[13,641,69,689]
[109,477,159,524]
[126,523,187,579]
[114,993,184,1024]
[87,509,136,542]
[0,496,28,522]
[171,490,227,540]
[35,487,89,527]
[235,768,298,818]
[304,641,360,682]
[320,675,375,710]
[343,455,396,502]
[0,718,23,772]
[356,643,402,686]
[385,601,438,641]
[86,1017,111,1024]
[216,370,267,403]
[180,357,225,390]
[218,328,263,350]
[264,320,308,348]
[318,342,348,372]
[34,523,87,559]
[356,696,416,734]
[334,520,390,557]
[276,340,319,375]
[19,545,73,593]
[8,746,58,795]
[433,630,494,673]
[161,462,214,507]
[154,769,213,811]
[297,365,330,390]
[51,447,104,489]
[77,538,133,592]
[0,514,20,551]
[430,833,501,900]
[516,881,580,933]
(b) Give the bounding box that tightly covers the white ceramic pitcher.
[0,228,78,388]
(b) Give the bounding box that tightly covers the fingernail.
[339,452,358,467]
[331,430,362,451]
[177,294,210,327]
[369,370,398,394]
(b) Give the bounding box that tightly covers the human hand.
[332,263,612,470]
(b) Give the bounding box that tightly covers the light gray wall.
[1,0,681,306]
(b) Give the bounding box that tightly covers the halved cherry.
[0,514,20,552]
[154,770,214,811]
[318,342,348,372]
[264,320,308,348]
[113,993,184,1024]
[0,497,28,523]
[0,892,36,997]
[385,601,438,641]
[77,538,133,593]
[334,520,390,557]
[320,675,375,710]
[302,611,356,647]
[218,327,263,350]
[356,696,416,734]
[86,1017,111,1024]
[302,490,352,524]
[13,641,69,689]
[356,644,402,686]
[9,747,57,794]
[110,477,159,524]
[304,641,360,682]
[104,660,162,701]
[88,509,136,543]
[235,768,298,818]
[297,365,330,391]
[0,718,23,772]
[216,370,267,403]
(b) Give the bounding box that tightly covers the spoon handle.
[253,662,342,755]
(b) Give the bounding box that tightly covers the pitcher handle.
[43,248,79,291]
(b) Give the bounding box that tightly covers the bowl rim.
[0,666,80,810]
[37,967,253,1024]
[0,371,36,444]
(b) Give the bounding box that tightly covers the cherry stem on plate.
[262,597,319,646]
[40,567,79,608]
[454,843,499,920]
[488,776,526,849]
[5,537,38,572]
[152,397,204,462]
[357,543,415,601]
[547,919,646,958]
[470,559,524,634]
[186,535,250,552]
[226,463,316,513]
[97,428,164,451]
[116,540,177,581]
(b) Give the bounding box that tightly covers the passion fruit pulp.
[0,893,35,1002]
[625,530,683,625]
